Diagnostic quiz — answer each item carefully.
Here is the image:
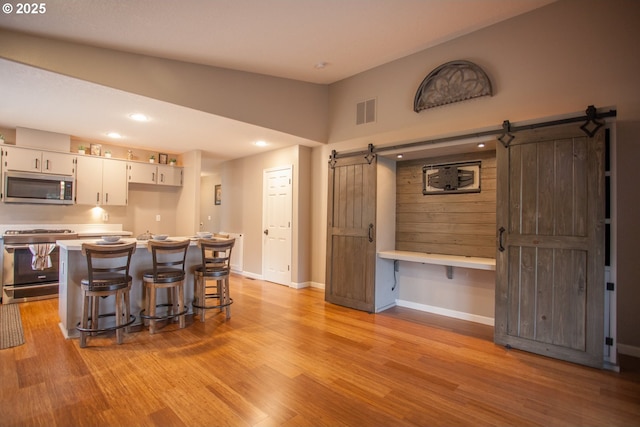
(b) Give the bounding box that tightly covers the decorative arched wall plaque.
[414,60,492,112]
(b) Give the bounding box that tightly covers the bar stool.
[77,242,137,348]
[140,239,190,334]
[193,238,235,322]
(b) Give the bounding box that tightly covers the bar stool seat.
[140,239,190,334]
[77,242,137,348]
[193,238,235,322]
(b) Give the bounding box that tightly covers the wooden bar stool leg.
[198,275,206,322]
[166,287,173,320]
[224,278,231,319]
[217,279,223,313]
[178,282,185,329]
[124,287,131,333]
[91,295,99,336]
[115,290,124,344]
[80,294,90,348]
[149,283,157,334]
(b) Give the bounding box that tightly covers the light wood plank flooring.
[1,275,639,426]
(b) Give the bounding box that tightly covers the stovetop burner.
[3,229,78,244]
[4,229,75,235]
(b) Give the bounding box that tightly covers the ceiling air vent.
[356,98,376,125]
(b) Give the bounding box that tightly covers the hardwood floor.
[1,275,639,426]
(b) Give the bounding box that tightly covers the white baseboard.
[396,299,495,326]
[290,281,309,289]
[617,343,640,358]
[375,301,396,313]
[239,271,262,281]
[290,281,325,290]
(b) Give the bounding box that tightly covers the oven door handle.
[4,244,23,253]
[3,282,59,291]
[3,244,36,252]
[3,244,59,251]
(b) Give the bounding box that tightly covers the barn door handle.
[368,223,374,243]
[498,227,505,252]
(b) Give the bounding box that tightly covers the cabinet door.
[157,165,182,186]
[2,146,42,172]
[128,162,157,184]
[42,151,75,175]
[3,146,75,175]
[102,160,128,205]
[75,155,103,205]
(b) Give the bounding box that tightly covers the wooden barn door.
[325,153,376,312]
[495,126,605,367]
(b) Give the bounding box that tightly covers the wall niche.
[395,150,496,258]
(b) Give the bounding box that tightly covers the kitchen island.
[57,237,203,338]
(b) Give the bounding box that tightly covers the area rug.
[0,304,25,349]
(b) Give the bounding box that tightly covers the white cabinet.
[127,162,157,184]
[76,156,127,206]
[2,146,75,175]
[157,164,182,186]
[127,162,182,186]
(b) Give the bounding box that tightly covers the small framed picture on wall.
[90,144,102,156]
[215,184,222,205]
[158,153,168,164]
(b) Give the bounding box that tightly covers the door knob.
[264,229,269,235]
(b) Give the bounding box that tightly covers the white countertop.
[58,236,199,251]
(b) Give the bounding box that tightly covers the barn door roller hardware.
[328,149,338,169]
[498,120,514,148]
[331,105,616,159]
[364,143,375,164]
[580,105,605,137]
[498,105,613,147]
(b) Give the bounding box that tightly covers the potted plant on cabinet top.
[149,154,155,163]
[104,149,112,158]
[78,145,86,154]
[169,158,177,166]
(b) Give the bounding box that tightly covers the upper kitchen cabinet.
[127,162,182,186]
[2,146,75,176]
[157,164,182,186]
[76,156,128,206]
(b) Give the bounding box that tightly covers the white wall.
[220,145,310,282]
[200,174,221,233]
[397,263,496,326]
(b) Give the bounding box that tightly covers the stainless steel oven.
[2,229,77,303]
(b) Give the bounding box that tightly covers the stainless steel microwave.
[3,170,74,204]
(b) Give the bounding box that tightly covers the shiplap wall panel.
[395,151,496,258]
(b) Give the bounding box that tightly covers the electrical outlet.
[155,214,161,221]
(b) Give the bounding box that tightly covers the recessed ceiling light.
[254,140,268,147]
[129,113,149,122]
[477,142,485,148]
[315,61,329,69]
[396,154,403,159]
[107,132,122,139]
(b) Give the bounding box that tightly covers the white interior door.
[263,166,292,286]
